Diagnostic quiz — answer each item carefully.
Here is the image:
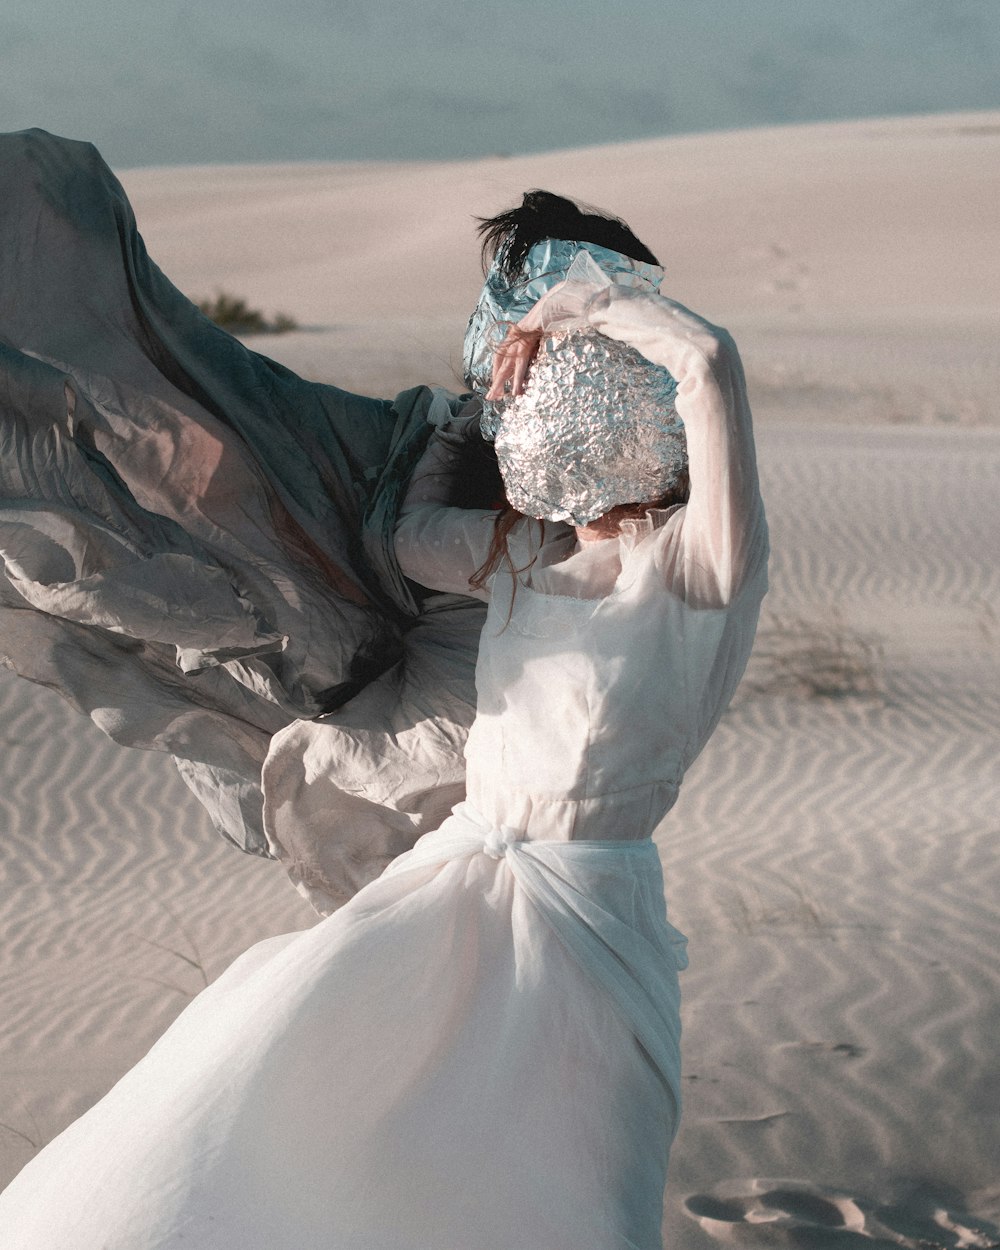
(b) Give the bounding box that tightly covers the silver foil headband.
[463,237,665,397]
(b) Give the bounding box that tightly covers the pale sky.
[2,0,999,167]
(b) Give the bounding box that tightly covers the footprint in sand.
[683,1179,1000,1249]
[745,242,811,313]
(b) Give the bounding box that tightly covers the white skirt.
[0,805,686,1250]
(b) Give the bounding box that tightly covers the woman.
[0,176,766,1247]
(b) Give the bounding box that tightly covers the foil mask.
[464,238,685,525]
[492,328,685,526]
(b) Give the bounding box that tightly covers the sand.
[1,111,999,1246]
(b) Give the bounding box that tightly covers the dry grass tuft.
[0,1102,41,1154]
[742,610,885,701]
[197,291,298,335]
[128,890,210,1000]
[729,877,832,937]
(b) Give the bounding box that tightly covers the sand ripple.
[0,672,313,1180]
[659,425,1000,1245]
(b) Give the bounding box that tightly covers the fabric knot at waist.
[482,825,521,860]
[381,800,686,1128]
[383,801,654,876]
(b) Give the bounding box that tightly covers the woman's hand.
[485,324,543,401]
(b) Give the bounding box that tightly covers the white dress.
[0,288,767,1249]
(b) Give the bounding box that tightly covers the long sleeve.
[393,405,496,602]
[585,285,766,607]
[518,258,767,607]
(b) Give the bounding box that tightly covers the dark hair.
[469,505,538,595]
[476,189,660,283]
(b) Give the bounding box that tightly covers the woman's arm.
[393,412,496,602]
[586,284,766,606]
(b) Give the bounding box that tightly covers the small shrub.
[742,610,885,701]
[729,877,832,937]
[197,291,298,335]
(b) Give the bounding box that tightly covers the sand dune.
[123,110,1000,425]
[2,113,999,1245]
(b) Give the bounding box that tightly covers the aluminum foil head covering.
[462,237,665,400]
[493,327,685,526]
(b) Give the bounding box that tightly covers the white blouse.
[394,276,768,845]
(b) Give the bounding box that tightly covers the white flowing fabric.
[386,801,688,1120]
[0,271,766,1248]
[0,803,687,1250]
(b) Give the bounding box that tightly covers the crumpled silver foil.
[492,328,685,526]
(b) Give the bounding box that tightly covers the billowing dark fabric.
[0,129,481,893]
